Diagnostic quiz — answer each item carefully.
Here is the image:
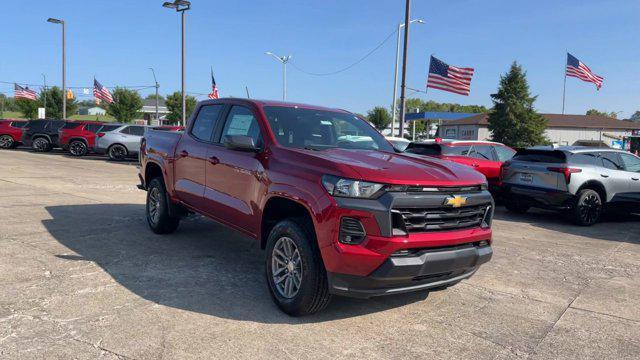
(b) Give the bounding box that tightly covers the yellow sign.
[444,195,468,208]
[66,89,74,100]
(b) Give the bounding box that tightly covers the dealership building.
[435,113,640,148]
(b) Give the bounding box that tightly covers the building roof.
[441,113,640,130]
[405,111,478,121]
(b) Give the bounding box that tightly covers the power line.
[0,80,154,90]
[288,27,398,76]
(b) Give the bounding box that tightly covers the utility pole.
[47,18,66,119]
[42,74,47,111]
[398,0,411,138]
[163,1,191,126]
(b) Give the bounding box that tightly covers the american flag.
[427,56,474,96]
[14,83,37,100]
[566,53,603,90]
[93,79,113,103]
[208,68,219,99]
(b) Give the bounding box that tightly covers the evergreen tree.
[15,98,39,119]
[39,86,78,119]
[488,62,547,147]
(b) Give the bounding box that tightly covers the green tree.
[407,120,428,139]
[145,93,165,101]
[39,86,78,119]
[630,111,640,122]
[402,98,488,115]
[165,91,197,124]
[106,88,143,123]
[487,62,548,147]
[367,106,391,131]
[586,109,617,119]
[15,98,39,119]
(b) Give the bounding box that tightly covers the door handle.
[600,174,609,178]
[179,150,189,157]
[632,177,639,181]
[208,156,220,165]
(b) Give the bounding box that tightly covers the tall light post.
[42,73,47,112]
[47,18,65,119]
[398,0,412,138]
[265,52,292,101]
[149,68,160,125]
[163,0,191,126]
[391,19,424,137]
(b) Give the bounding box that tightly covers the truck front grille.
[393,205,491,233]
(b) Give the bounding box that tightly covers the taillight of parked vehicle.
[500,163,510,181]
[97,132,105,137]
[547,167,582,184]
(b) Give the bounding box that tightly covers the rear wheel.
[0,135,14,149]
[32,137,51,152]
[69,140,88,157]
[505,197,530,214]
[572,189,602,226]
[146,177,180,234]
[265,219,331,316]
[108,144,127,161]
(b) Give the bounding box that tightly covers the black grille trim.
[394,205,490,232]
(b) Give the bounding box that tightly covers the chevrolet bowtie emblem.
[444,195,468,208]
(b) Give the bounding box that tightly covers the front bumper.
[328,243,492,298]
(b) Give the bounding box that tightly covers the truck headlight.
[322,175,385,199]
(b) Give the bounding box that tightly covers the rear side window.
[620,153,640,172]
[512,150,566,163]
[11,121,27,128]
[405,143,442,155]
[62,122,82,129]
[122,126,145,136]
[599,152,624,170]
[27,121,46,130]
[99,125,120,132]
[570,153,601,166]
[442,145,471,156]
[85,124,103,133]
[469,145,496,161]
[495,146,516,162]
[191,105,224,141]
[48,121,66,130]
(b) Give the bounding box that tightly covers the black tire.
[265,219,331,316]
[32,137,51,152]
[146,177,180,234]
[69,140,88,157]
[571,189,602,226]
[108,144,128,161]
[0,135,14,149]
[504,197,530,214]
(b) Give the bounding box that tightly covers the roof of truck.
[199,98,347,113]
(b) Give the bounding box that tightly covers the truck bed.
[143,128,183,161]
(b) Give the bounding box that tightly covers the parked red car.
[405,139,516,193]
[0,119,27,149]
[59,121,122,156]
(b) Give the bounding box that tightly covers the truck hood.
[288,148,487,186]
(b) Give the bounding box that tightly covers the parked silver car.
[95,124,147,161]
[501,146,640,225]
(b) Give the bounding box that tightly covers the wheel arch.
[69,137,88,145]
[578,180,607,202]
[260,195,316,250]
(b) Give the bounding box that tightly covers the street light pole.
[47,18,65,119]
[391,19,424,137]
[265,52,292,101]
[42,74,47,112]
[163,1,191,126]
[398,0,412,138]
[149,68,160,125]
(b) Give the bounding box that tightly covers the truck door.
[204,105,267,237]
[174,104,224,208]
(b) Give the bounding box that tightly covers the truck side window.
[221,106,262,148]
[191,105,223,142]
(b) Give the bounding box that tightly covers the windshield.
[263,106,394,152]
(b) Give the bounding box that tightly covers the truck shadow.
[43,204,428,324]
[493,206,640,244]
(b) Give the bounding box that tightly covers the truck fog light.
[339,217,366,245]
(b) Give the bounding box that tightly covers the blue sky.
[1,0,638,117]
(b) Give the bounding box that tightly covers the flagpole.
[562,52,567,115]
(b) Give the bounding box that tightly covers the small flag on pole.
[93,79,113,103]
[565,53,603,90]
[208,68,219,99]
[426,56,474,96]
[14,84,37,100]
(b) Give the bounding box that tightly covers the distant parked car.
[59,121,122,156]
[405,140,516,194]
[385,136,411,151]
[21,119,67,152]
[0,119,27,149]
[95,124,148,161]
[501,146,640,226]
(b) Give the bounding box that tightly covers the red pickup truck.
[139,99,493,316]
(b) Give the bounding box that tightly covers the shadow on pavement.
[43,203,428,324]
[493,206,640,244]
[10,146,138,164]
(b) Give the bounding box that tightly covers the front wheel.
[0,135,15,149]
[265,219,331,316]
[108,144,128,161]
[69,140,88,157]
[32,137,51,152]
[146,177,180,234]
[572,189,602,226]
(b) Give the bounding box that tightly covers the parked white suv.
[95,125,147,161]
[501,146,640,226]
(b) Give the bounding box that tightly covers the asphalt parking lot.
[1,149,639,359]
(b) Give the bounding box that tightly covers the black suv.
[21,120,67,152]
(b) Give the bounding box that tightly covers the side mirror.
[224,135,259,152]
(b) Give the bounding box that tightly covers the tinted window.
[191,105,223,141]
[263,106,394,152]
[85,124,103,133]
[570,153,601,166]
[469,145,496,161]
[442,145,471,156]
[26,121,46,130]
[122,126,145,136]
[11,121,27,128]
[48,121,66,130]
[99,125,120,132]
[620,153,640,172]
[62,122,82,129]
[512,149,566,163]
[599,152,624,170]
[495,146,516,162]
[406,143,442,155]
[221,106,262,147]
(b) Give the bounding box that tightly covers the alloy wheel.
[578,193,601,224]
[0,135,14,149]
[70,141,87,156]
[33,138,49,151]
[109,145,126,160]
[271,236,303,299]
[147,186,161,225]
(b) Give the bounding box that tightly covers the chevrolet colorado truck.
[138,98,494,316]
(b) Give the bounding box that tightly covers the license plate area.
[520,173,533,183]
